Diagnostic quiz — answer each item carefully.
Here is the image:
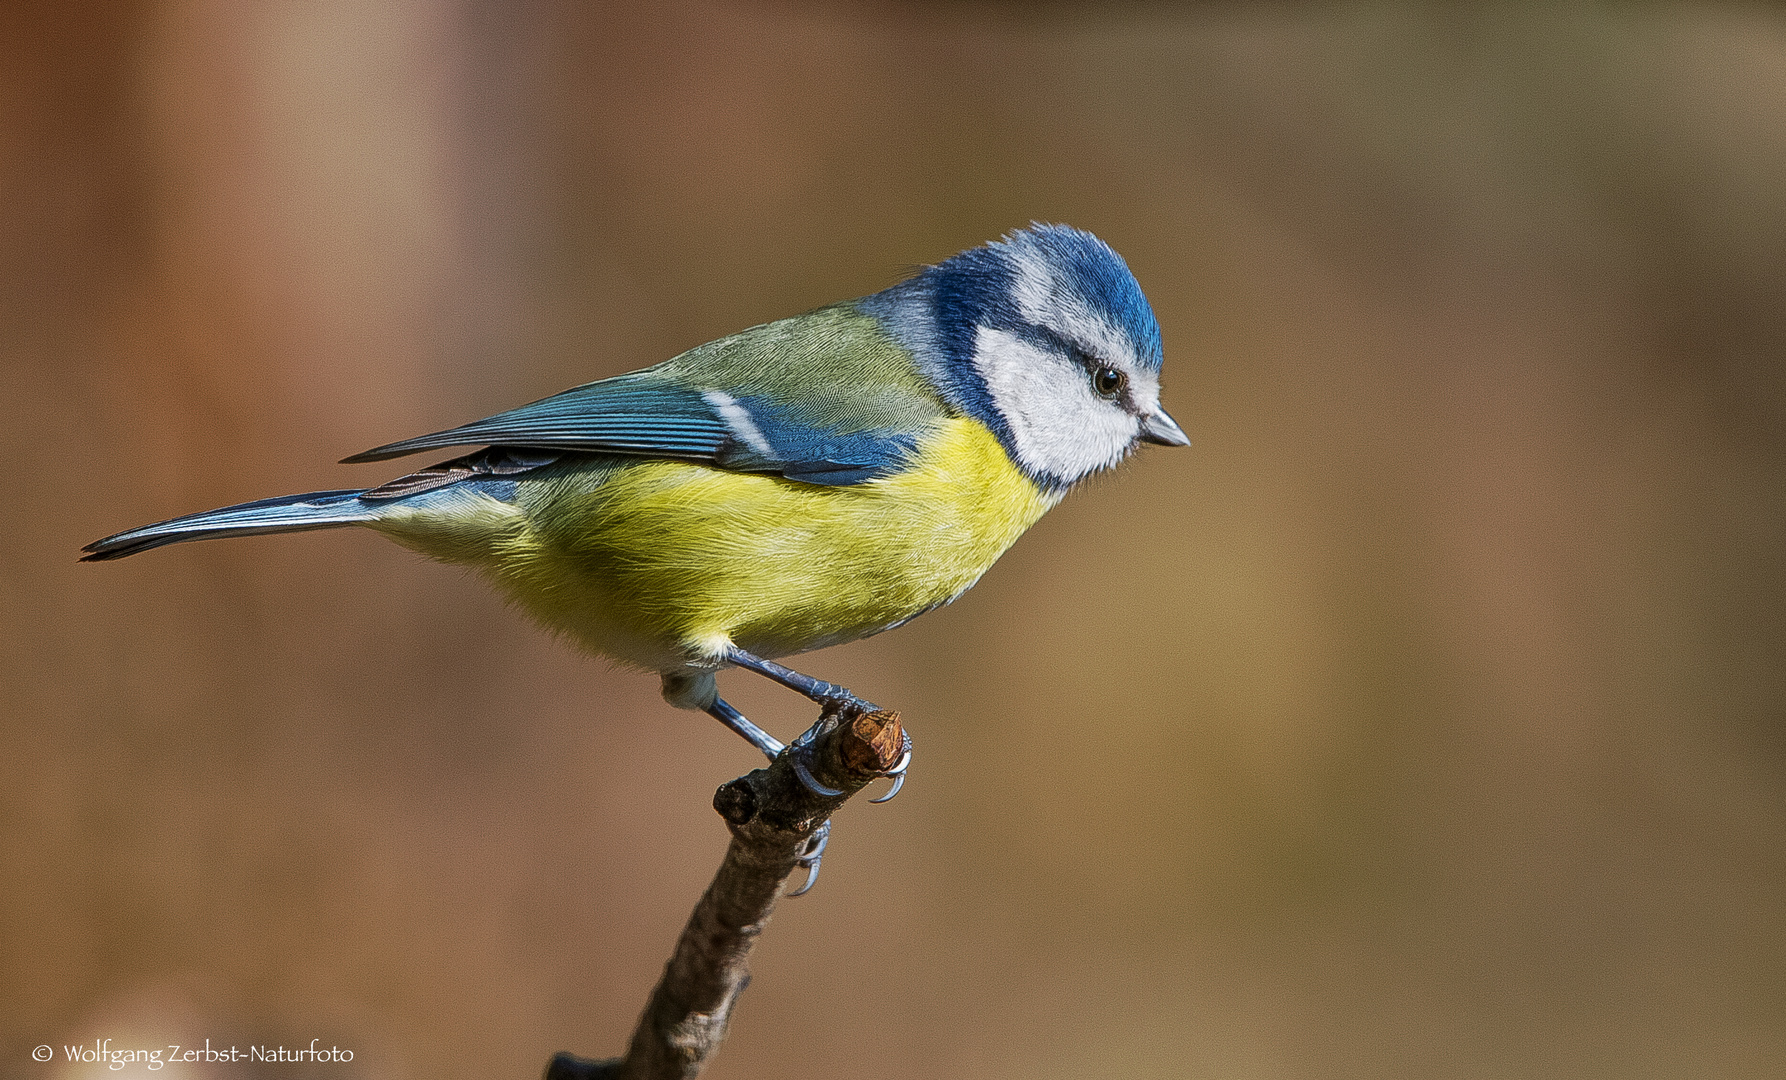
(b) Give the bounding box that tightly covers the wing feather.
[341,375,733,464]
[340,307,950,487]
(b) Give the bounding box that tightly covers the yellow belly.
[371,418,1059,672]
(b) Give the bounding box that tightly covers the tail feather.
[81,489,373,562]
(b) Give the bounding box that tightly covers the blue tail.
[81,489,374,562]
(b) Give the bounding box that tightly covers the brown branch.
[545,706,907,1080]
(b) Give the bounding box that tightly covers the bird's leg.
[722,647,878,711]
[705,697,784,762]
[724,646,912,802]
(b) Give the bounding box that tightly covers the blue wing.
[342,372,733,464]
[342,306,947,487]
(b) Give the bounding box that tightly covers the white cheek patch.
[972,326,1139,484]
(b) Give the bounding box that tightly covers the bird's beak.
[1138,407,1190,447]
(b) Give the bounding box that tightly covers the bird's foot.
[782,721,906,896]
[720,646,913,801]
[787,819,831,897]
[788,721,845,797]
[785,705,913,802]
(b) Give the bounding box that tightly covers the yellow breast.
[373,418,1059,671]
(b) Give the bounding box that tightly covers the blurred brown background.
[4,2,1784,1078]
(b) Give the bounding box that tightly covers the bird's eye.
[1092,366,1127,399]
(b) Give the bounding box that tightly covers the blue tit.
[84,224,1188,794]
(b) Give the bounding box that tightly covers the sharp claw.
[790,861,822,895]
[869,769,906,803]
[868,734,912,803]
[788,821,830,897]
[791,749,844,797]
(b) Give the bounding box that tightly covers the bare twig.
[545,706,907,1080]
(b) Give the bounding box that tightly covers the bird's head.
[863,223,1188,492]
